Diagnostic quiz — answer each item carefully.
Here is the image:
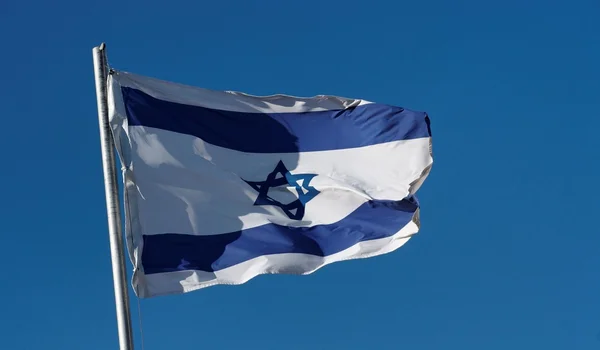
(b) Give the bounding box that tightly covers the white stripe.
[135,219,418,298]
[111,70,373,114]
[120,125,431,236]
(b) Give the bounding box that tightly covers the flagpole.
[92,43,135,350]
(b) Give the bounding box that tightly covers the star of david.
[243,161,320,220]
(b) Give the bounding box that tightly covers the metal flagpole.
[92,43,135,350]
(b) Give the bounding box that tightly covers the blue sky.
[1,0,599,349]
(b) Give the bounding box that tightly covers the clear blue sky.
[1,0,598,349]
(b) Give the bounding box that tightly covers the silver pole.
[92,43,135,350]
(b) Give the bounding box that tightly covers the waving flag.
[107,70,433,298]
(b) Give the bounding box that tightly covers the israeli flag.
[107,71,433,298]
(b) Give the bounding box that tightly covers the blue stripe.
[121,87,431,153]
[141,197,419,274]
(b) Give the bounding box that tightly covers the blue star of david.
[243,161,320,220]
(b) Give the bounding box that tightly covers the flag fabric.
[107,70,433,298]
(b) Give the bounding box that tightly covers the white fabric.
[106,70,433,298]
[113,71,373,113]
[111,125,430,236]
